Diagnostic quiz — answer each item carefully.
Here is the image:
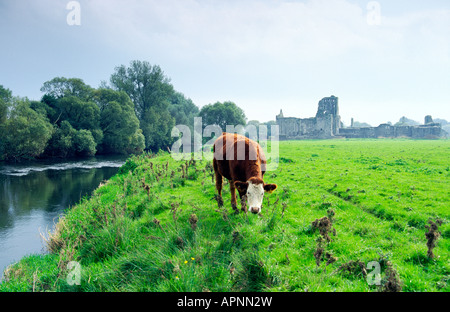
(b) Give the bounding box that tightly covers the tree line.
[0,60,267,162]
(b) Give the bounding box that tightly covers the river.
[0,156,126,281]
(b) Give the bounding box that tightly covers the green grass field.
[1,139,449,292]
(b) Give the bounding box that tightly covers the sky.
[1,0,449,126]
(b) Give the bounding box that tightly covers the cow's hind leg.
[214,170,224,207]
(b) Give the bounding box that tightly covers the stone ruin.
[276,96,447,140]
[276,96,342,139]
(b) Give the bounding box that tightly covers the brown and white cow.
[213,132,277,214]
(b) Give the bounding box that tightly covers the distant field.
[1,139,449,292]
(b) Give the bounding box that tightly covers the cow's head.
[235,178,277,214]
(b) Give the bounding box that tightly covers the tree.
[30,100,55,121]
[40,77,99,130]
[127,129,146,155]
[92,88,145,154]
[40,77,93,101]
[395,116,419,127]
[73,129,96,156]
[0,85,12,159]
[40,77,104,152]
[262,120,278,138]
[0,85,12,101]
[169,91,199,131]
[109,60,175,151]
[54,96,100,131]
[198,101,247,132]
[352,121,372,127]
[44,121,98,157]
[0,85,12,123]
[45,121,76,158]
[110,61,173,118]
[141,106,175,151]
[40,94,63,124]
[1,97,53,161]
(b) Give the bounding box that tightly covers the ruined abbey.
[276,96,447,140]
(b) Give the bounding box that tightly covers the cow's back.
[213,133,266,182]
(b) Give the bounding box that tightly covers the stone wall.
[276,96,341,140]
[276,95,447,140]
[339,123,446,139]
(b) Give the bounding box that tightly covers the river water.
[0,156,126,281]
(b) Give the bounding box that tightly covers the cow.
[213,132,277,214]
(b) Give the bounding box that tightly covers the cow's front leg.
[229,180,239,213]
[239,192,247,213]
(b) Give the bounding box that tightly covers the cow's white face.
[235,180,278,214]
[246,181,265,214]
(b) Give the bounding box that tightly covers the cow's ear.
[264,183,277,194]
[234,181,249,193]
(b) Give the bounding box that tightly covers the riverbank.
[1,140,449,291]
[0,156,126,281]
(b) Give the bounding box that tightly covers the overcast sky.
[1,0,449,126]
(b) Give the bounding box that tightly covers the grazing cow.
[213,132,277,214]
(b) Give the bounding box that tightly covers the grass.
[1,139,449,292]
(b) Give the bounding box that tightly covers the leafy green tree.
[198,101,247,132]
[40,77,93,101]
[44,121,76,158]
[109,60,175,151]
[30,100,55,120]
[395,116,419,127]
[128,129,146,155]
[40,78,103,151]
[92,89,145,154]
[73,129,96,156]
[40,94,60,123]
[246,120,261,128]
[263,120,278,138]
[246,120,278,138]
[55,96,101,133]
[169,91,199,130]
[44,121,99,157]
[1,97,53,161]
[0,85,12,123]
[0,85,13,160]
[40,77,98,129]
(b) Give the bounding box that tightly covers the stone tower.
[315,96,341,136]
[424,115,433,125]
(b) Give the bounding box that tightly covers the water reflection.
[0,157,125,280]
